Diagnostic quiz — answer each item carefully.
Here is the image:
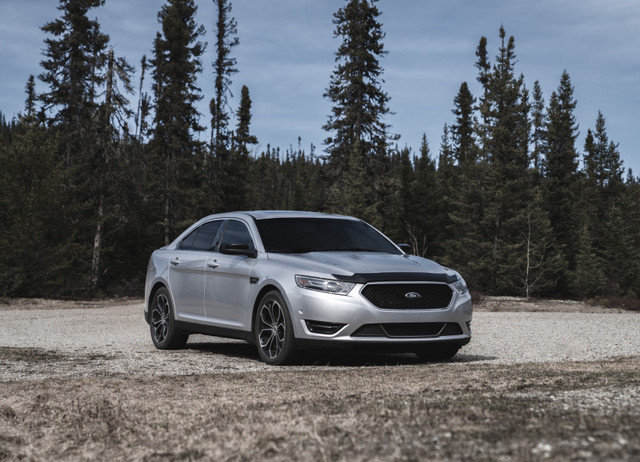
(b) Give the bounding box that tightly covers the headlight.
[452,277,468,295]
[295,275,355,295]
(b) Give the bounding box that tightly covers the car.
[144,211,472,365]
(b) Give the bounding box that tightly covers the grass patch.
[0,358,638,460]
[0,347,66,363]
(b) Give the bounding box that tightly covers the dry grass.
[1,356,639,461]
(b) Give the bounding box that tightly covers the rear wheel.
[254,291,297,365]
[414,344,460,362]
[150,287,189,349]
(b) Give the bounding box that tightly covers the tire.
[149,287,189,350]
[414,344,460,362]
[254,290,297,365]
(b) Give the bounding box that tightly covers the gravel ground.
[1,298,639,382]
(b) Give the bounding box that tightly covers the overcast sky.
[1,0,639,174]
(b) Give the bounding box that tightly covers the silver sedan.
[144,211,472,365]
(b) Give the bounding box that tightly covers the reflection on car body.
[144,211,472,365]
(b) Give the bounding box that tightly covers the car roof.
[200,210,358,221]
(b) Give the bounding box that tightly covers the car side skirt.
[175,320,253,342]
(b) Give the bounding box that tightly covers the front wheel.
[254,291,297,365]
[150,287,189,349]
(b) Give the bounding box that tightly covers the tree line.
[1,0,638,301]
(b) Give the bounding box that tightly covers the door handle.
[170,257,180,266]
[207,260,219,269]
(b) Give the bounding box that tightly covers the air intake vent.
[352,322,462,338]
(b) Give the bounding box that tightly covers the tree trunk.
[90,192,105,295]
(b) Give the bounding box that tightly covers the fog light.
[305,320,346,335]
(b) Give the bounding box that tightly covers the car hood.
[266,251,457,282]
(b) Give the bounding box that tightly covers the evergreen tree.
[474,36,491,156]
[134,55,150,142]
[531,80,546,176]
[210,0,239,153]
[323,0,395,223]
[409,134,441,257]
[620,172,640,295]
[443,83,487,289]
[450,82,476,168]
[39,0,109,167]
[584,111,624,191]
[90,48,134,294]
[516,193,566,298]
[149,0,206,244]
[573,222,606,298]
[24,75,38,119]
[234,84,258,154]
[479,27,532,293]
[544,70,580,283]
[38,0,115,292]
[583,111,626,294]
[0,92,65,295]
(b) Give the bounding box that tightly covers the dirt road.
[1,298,639,461]
[1,299,639,381]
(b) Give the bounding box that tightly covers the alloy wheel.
[258,299,286,360]
[151,293,170,344]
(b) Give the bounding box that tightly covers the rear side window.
[179,220,223,251]
[220,220,255,250]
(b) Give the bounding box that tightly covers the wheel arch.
[250,284,281,342]
[147,281,168,314]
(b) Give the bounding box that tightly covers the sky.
[1,0,639,174]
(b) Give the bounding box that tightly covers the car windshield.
[256,218,401,254]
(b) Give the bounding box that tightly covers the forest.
[1,0,639,303]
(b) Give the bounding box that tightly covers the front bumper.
[286,282,472,347]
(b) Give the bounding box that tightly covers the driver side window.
[220,220,255,250]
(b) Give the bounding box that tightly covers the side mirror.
[397,243,412,254]
[220,243,257,258]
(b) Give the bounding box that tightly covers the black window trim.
[178,219,226,252]
[218,218,257,252]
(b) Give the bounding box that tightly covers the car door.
[204,219,257,329]
[169,220,224,322]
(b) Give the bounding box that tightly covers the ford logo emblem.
[404,292,421,300]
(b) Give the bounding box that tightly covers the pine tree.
[24,75,37,119]
[478,27,532,293]
[531,80,546,177]
[38,0,116,292]
[0,88,65,295]
[323,0,396,222]
[234,84,258,154]
[39,0,109,166]
[134,55,150,142]
[210,0,238,154]
[450,82,476,168]
[583,111,626,295]
[89,48,134,294]
[584,111,624,191]
[474,36,491,156]
[544,70,580,282]
[409,134,441,257]
[149,0,206,244]
[516,193,566,298]
[620,172,640,295]
[573,222,606,298]
[443,83,487,289]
